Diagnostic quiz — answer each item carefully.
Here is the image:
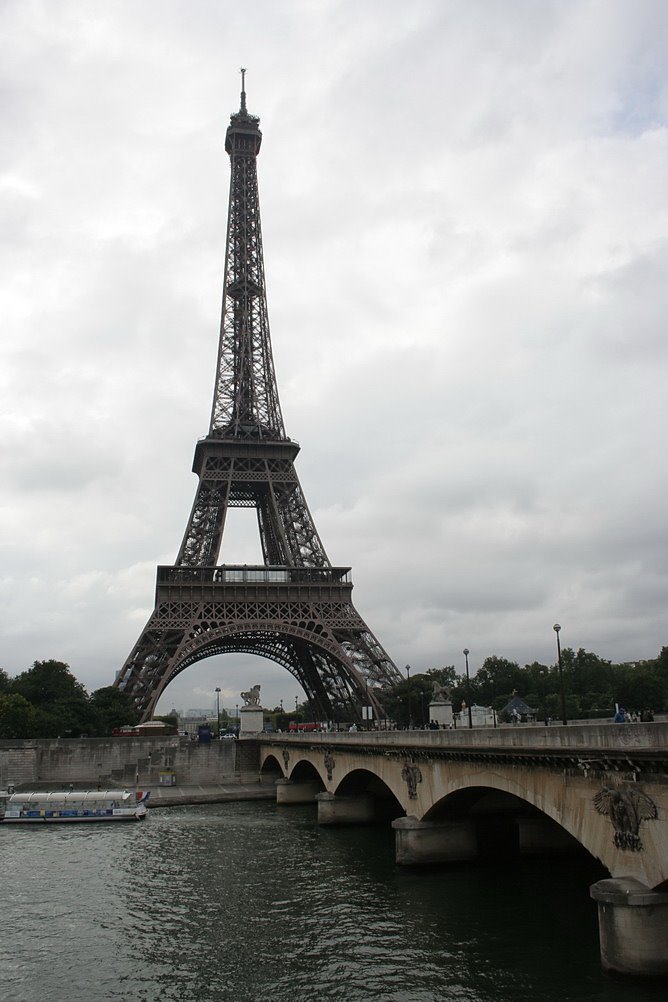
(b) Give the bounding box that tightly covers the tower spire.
[213,71,276,440]
[240,66,247,114]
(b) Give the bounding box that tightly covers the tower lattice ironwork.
[115,75,401,721]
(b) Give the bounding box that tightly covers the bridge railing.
[257,722,668,754]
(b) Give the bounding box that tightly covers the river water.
[0,801,663,1002]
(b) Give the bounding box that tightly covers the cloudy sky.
[1,0,667,716]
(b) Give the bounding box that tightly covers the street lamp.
[215,686,221,738]
[405,664,412,730]
[553,624,567,726]
[463,649,473,729]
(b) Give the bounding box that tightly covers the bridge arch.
[424,784,601,864]
[333,768,404,820]
[411,766,623,877]
[259,753,283,783]
[288,759,325,787]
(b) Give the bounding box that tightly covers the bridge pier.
[316,791,374,825]
[392,816,477,865]
[275,778,321,804]
[590,878,668,978]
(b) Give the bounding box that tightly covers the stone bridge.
[255,723,668,978]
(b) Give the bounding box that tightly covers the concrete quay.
[147,780,276,807]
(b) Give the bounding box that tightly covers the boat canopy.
[8,790,134,804]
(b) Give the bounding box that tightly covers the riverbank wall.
[0,736,263,794]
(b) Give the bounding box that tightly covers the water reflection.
[1,803,665,1001]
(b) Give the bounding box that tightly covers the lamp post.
[463,649,473,729]
[553,624,567,726]
[215,686,221,738]
[405,664,412,730]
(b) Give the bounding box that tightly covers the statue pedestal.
[240,706,264,734]
[429,701,453,728]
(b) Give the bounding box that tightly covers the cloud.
[1,0,667,714]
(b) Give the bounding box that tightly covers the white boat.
[0,789,150,823]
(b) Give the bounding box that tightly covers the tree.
[424,666,458,689]
[0,667,10,692]
[379,673,446,728]
[474,656,523,706]
[11,660,88,705]
[651,648,668,708]
[11,660,94,737]
[612,664,664,715]
[522,661,551,718]
[559,648,613,700]
[0,693,37,738]
[655,647,668,676]
[90,686,139,735]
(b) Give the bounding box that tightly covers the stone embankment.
[0,735,269,807]
[147,782,275,806]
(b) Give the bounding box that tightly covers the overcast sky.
[1,0,667,716]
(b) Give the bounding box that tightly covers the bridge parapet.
[258,723,668,775]
[259,721,667,752]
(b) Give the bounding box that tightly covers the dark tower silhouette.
[115,74,401,721]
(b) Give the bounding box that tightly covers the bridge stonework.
[258,724,668,979]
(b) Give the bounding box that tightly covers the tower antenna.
[240,66,247,113]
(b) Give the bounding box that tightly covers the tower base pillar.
[590,878,668,978]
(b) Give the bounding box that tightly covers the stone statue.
[432,681,452,702]
[593,784,657,852]
[240,684,262,707]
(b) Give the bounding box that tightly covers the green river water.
[0,801,664,1001]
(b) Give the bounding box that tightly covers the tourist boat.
[0,789,150,823]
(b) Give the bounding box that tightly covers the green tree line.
[379,647,668,728]
[2,646,666,737]
[0,660,138,739]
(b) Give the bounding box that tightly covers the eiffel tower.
[115,74,401,722]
